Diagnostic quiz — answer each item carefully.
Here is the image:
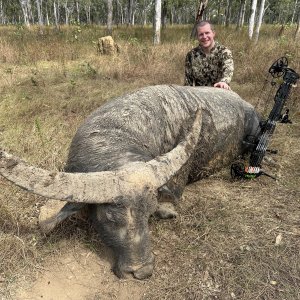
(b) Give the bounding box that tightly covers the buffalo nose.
[132,253,154,279]
[133,263,154,279]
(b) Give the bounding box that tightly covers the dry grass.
[0,24,299,299]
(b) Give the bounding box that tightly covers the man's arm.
[184,52,194,86]
[214,48,234,90]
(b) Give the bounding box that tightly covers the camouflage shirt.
[184,42,234,86]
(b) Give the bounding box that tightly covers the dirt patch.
[15,247,146,300]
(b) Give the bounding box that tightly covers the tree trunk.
[64,0,74,25]
[153,0,161,45]
[142,0,147,26]
[76,1,80,23]
[241,0,247,26]
[191,0,209,38]
[128,0,135,25]
[0,0,4,24]
[28,0,35,23]
[295,11,300,40]
[36,0,43,26]
[291,0,298,23]
[248,0,258,39]
[118,0,124,25]
[254,0,266,43]
[170,6,174,25]
[107,0,113,35]
[84,4,91,24]
[217,0,223,25]
[57,0,61,24]
[64,0,68,24]
[225,0,232,27]
[236,0,246,30]
[53,1,59,28]
[45,2,49,25]
[162,0,168,28]
[19,0,30,26]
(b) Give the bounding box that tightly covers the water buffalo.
[0,85,260,279]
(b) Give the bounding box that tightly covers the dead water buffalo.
[0,85,260,279]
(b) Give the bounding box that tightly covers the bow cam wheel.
[268,57,288,78]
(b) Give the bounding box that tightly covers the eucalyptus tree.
[0,0,3,23]
[53,0,60,27]
[295,10,300,39]
[236,0,247,30]
[84,0,92,24]
[19,0,31,26]
[0,0,10,23]
[127,0,135,24]
[225,0,232,26]
[107,0,113,34]
[291,0,298,23]
[141,0,153,25]
[266,0,298,24]
[153,0,161,44]
[36,0,43,26]
[254,0,266,43]
[248,0,257,38]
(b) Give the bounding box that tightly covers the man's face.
[197,23,215,51]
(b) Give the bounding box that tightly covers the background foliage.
[0,0,299,27]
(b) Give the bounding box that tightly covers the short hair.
[196,20,214,31]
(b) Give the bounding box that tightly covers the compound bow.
[231,57,299,180]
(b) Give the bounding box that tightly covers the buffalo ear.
[39,201,86,233]
[158,185,177,203]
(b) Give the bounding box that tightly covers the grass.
[0,24,300,299]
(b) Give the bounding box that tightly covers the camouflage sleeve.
[184,52,194,86]
[220,49,234,84]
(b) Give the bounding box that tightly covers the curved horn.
[0,151,151,203]
[0,109,202,203]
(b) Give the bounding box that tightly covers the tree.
[162,0,167,28]
[0,0,4,24]
[84,0,91,24]
[64,0,75,25]
[236,0,247,30]
[36,0,44,27]
[127,0,135,25]
[225,0,232,27]
[19,0,31,26]
[295,10,300,39]
[0,0,297,28]
[153,0,161,45]
[190,0,208,38]
[248,0,257,39]
[254,0,266,43]
[53,0,60,28]
[291,0,298,23]
[107,0,113,35]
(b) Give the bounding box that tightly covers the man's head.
[196,21,215,53]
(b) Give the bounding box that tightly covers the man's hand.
[214,82,231,90]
